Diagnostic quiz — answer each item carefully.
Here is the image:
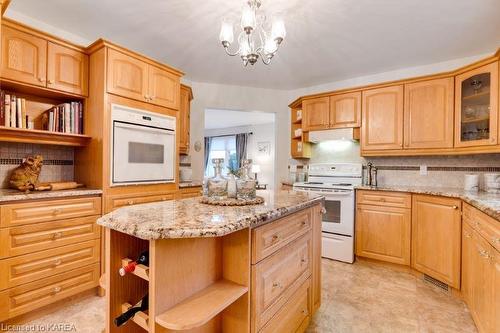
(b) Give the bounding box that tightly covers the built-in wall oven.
[110,104,176,186]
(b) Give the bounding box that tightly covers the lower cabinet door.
[0,263,100,321]
[259,279,311,333]
[355,204,411,265]
[411,195,461,288]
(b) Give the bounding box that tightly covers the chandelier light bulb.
[241,3,256,33]
[239,37,252,57]
[271,16,286,43]
[264,38,278,55]
[219,19,234,45]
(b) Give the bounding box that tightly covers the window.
[205,135,237,177]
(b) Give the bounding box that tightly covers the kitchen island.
[97,190,324,333]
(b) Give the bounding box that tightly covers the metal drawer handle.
[452,205,458,210]
[492,237,500,244]
[465,233,472,239]
[301,309,308,315]
[272,282,281,288]
[53,286,62,294]
[48,79,54,84]
[320,207,326,214]
[53,258,62,266]
[271,234,279,242]
[301,258,307,264]
[478,249,490,259]
[127,200,134,205]
[301,220,307,226]
[52,232,63,240]
[38,77,45,82]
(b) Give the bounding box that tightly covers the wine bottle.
[114,293,149,327]
[119,250,149,276]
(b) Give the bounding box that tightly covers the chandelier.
[219,0,286,66]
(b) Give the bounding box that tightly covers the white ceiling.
[6,0,500,89]
[204,109,274,130]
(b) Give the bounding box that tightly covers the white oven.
[293,163,362,263]
[110,104,176,186]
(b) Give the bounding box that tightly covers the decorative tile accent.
[0,142,75,188]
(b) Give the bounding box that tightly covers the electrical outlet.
[420,165,428,176]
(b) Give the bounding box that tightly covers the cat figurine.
[9,155,43,192]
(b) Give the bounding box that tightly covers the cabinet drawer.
[106,192,174,212]
[463,203,500,252]
[252,233,311,331]
[0,239,100,290]
[252,210,311,264]
[0,263,99,322]
[259,279,311,333]
[0,216,100,259]
[0,196,101,228]
[356,190,411,208]
[177,187,202,199]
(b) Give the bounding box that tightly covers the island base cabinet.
[411,195,461,289]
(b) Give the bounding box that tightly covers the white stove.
[293,163,362,263]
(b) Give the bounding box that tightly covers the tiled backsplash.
[301,141,500,189]
[0,143,74,188]
[366,154,500,188]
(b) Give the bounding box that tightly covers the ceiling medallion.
[219,0,286,66]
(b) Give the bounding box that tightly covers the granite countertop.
[0,188,103,202]
[356,185,500,221]
[179,181,203,188]
[97,190,324,240]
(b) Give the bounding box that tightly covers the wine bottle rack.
[121,303,149,331]
[121,258,149,281]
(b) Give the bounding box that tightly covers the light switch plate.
[420,165,428,176]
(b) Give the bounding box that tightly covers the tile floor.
[6,259,477,333]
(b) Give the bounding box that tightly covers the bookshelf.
[0,82,90,146]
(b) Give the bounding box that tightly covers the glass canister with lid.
[236,159,257,200]
[207,158,228,200]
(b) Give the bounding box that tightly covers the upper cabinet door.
[404,77,454,149]
[361,85,404,151]
[329,92,361,128]
[107,48,148,102]
[47,42,88,96]
[1,26,47,87]
[455,62,499,148]
[148,65,180,110]
[179,86,191,154]
[302,97,330,131]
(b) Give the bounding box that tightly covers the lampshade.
[241,3,256,31]
[271,16,286,42]
[219,19,234,44]
[251,164,261,173]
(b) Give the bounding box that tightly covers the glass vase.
[236,159,256,200]
[207,158,228,200]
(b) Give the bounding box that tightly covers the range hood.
[309,128,359,143]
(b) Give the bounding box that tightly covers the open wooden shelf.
[121,303,149,331]
[121,258,150,281]
[462,116,490,124]
[155,279,248,330]
[0,126,91,146]
[462,90,490,101]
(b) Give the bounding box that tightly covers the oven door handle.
[322,192,354,197]
[114,121,174,134]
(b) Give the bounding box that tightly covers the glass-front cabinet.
[455,62,499,147]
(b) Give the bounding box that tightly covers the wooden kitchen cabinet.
[179,84,193,154]
[411,195,462,288]
[329,92,361,128]
[1,25,47,87]
[302,97,330,131]
[455,61,499,148]
[148,64,180,109]
[361,85,404,151]
[404,77,454,149]
[47,42,88,96]
[107,48,181,109]
[107,48,149,102]
[356,204,411,265]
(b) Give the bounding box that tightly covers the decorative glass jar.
[236,159,257,200]
[207,158,228,200]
